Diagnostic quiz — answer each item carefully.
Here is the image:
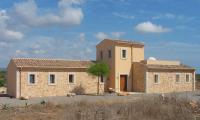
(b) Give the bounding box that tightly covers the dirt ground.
[0,92,200,120]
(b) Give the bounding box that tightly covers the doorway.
[120,75,128,91]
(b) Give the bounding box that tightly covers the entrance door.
[120,75,127,91]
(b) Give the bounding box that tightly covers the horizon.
[0,0,199,73]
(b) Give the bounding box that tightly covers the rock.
[108,88,115,93]
[159,93,165,101]
[67,93,76,97]
[20,96,29,100]
[117,92,129,96]
[190,100,198,109]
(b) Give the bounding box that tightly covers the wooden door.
[120,75,127,91]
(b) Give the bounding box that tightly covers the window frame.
[28,72,37,85]
[100,75,105,84]
[175,73,181,83]
[48,73,57,85]
[68,73,76,84]
[121,48,127,60]
[185,73,191,83]
[108,49,111,58]
[154,73,159,84]
[100,51,103,59]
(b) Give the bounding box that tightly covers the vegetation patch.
[196,74,200,81]
[0,71,6,87]
[0,95,199,120]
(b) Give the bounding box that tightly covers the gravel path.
[0,91,200,108]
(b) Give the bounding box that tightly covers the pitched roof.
[146,64,195,70]
[11,58,95,69]
[98,39,144,47]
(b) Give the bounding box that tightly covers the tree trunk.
[97,76,100,95]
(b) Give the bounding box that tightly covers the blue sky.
[0,0,200,72]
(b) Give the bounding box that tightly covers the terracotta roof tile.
[104,39,144,46]
[146,64,195,70]
[12,58,95,68]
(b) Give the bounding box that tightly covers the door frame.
[119,73,128,92]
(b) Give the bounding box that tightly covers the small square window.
[49,74,55,84]
[121,49,127,59]
[68,74,75,84]
[186,74,190,82]
[29,74,35,84]
[154,74,159,84]
[176,74,180,83]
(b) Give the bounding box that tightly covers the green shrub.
[196,74,200,81]
[0,80,5,87]
[71,85,85,95]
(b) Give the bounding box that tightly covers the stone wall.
[19,68,104,98]
[7,60,17,97]
[132,62,146,92]
[147,70,194,93]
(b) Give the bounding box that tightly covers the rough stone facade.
[7,39,196,98]
[8,68,104,98]
[146,70,194,93]
[132,62,146,92]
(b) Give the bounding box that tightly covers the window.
[28,73,36,85]
[176,74,180,83]
[108,50,111,58]
[186,74,190,82]
[100,75,104,83]
[48,74,56,85]
[68,73,75,84]
[100,51,103,59]
[154,74,159,84]
[121,49,127,59]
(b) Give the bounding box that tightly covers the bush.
[0,95,199,120]
[0,80,5,87]
[71,85,85,95]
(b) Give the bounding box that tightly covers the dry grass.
[0,95,199,120]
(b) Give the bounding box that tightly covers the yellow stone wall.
[96,40,116,91]
[96,40,145,92]
[147,70,194,93]
[132,62,146,92]
[7,60,18,97]
[19,69,104,98]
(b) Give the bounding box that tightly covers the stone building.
[7,39,195,98]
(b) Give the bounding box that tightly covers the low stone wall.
[0,87,7,94]
[196,81,200,90]
[147,71,194,93]
[19,69,104,98]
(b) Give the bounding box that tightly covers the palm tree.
[87,61,109,94]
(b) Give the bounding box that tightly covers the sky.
[0,0,200,72]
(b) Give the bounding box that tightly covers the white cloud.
[0,42,8,47]
[0,10,24,41]
[113,12,135,19]
[135,21,171,33]
[0,10,9,28]
[94,31,126,40]
[94,32,108,40]
[152,13,175,20]
[165,13,176,19]
[111,32,125,38]
[0,29,24,41]
[85,47,92,53]
[79,33,85,42]
[32,50,47,54]
[14,0,84,27]
[15,50,28,56]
